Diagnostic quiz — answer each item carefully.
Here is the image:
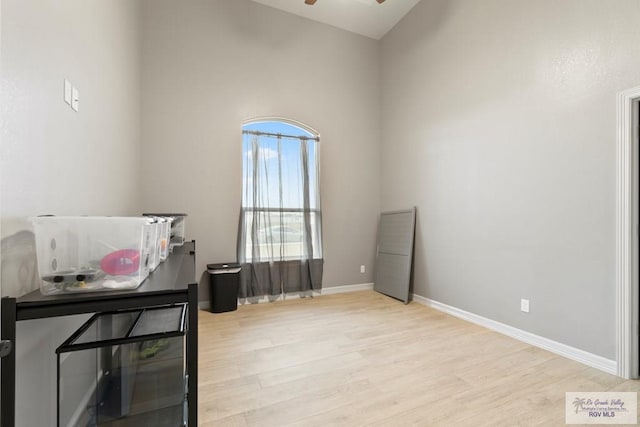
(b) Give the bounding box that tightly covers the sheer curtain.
[237,128,323,299]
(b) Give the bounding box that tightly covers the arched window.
[237,119,323,297]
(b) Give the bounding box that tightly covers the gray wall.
[139,0,381,303]
[3,0,637,423]
[380,0,640,359]
[1,0,142,241]
[0,0,141,424]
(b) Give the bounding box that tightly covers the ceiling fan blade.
[305,0,383,5]
[304,0,385,6]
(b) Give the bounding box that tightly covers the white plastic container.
[31,216,153,295]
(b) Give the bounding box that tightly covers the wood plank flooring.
[198,291,639,426]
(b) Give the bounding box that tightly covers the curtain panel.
[237,130,323,298]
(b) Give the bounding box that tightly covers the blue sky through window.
[243,121,314,137]
[242,121,319,210]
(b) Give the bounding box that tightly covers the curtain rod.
[243,130,319,141]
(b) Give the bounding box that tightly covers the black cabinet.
[1,242,198,426]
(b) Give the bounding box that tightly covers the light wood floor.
[198,291,639,426]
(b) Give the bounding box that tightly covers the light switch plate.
[64,79,72,105]
[71,87,79,112]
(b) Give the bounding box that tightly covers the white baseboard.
[198,282,374,310]
[319,283,374,295]
[411,294,617,375]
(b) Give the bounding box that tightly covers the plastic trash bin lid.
[207,262,241,270]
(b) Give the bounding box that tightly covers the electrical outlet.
[520,299,530,313]
[360,265,365,273]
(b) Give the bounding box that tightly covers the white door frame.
[616,85,640,379]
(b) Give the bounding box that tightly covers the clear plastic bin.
[31,216,153,295]
[146,218,162,272]
[144,213,187,251]
[57,305,187,426]
[168,215,187,249]
[157,218,171,262]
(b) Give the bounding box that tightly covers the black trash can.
[207,263,241,313]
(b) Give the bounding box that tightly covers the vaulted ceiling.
[250,0,421,40]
